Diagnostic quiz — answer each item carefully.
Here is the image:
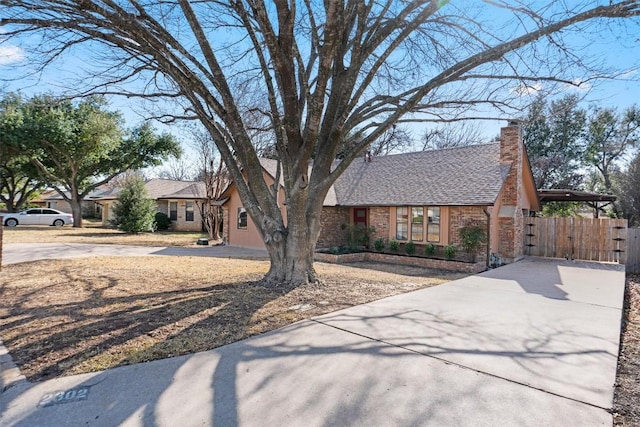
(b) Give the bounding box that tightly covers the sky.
[1,2,640,155]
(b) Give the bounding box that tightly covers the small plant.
[154,212,171,231]
[424,243,436,256]
[444,245,457,260]
[405,240,416,255]
[329,246,340,255]
[389,239,400,252]
[374,237,385,252]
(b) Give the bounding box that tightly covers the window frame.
[169,201,178,221]
[427,206,441,243]
[395,207,408,240]
[185,201,194,222]
[237,207,248,230]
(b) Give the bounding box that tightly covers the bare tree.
[420,121,487,150]
[3,1,640,284]
[190,127,228,241]
[156,156,196,181]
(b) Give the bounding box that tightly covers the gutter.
[483,207,491,268]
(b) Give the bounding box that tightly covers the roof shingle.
[331,143,508,206]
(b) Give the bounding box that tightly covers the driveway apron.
[0,257,625,426]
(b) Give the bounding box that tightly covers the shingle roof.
[158,182,207,199]
[94,179,207,201]
[331,143,510,206]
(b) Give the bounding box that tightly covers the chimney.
[497,121,525,262]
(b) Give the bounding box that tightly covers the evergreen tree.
[112,177,157,233]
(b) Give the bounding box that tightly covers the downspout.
[483,207,491,269]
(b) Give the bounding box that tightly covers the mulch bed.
[613,274,640,426]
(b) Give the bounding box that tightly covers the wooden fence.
[525,217,628,264]
[627,228,640,273]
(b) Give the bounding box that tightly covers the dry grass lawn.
[2,219,208,246]
[0,255,465,381]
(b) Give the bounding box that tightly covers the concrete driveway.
[0,257,625,426]
[1,243,268,265]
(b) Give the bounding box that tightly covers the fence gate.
[525,217,628,264]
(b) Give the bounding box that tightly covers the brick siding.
[448,206,489,264]
[498,124,525,262]
[314,251,486,274]
[317,207,350,248]
[369,207,390,242]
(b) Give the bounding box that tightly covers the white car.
[2,208,74,227]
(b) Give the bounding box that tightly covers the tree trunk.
[261,191,323,287]
[70,197,83,228]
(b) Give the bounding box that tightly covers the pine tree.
[112,177,157,233]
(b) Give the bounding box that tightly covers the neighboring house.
[95,179,207,232]
[32,187,108,218]
[220,122,540,265]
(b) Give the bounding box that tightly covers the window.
[427,207,440,242]
[237,207,248,229]
[411,207,424,241]
[396,207,408,240]
[185,202,194,222]
[169,202,177,221]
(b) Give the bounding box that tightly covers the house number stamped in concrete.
[39,386,90,407]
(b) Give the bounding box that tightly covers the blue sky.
[1,3,639,147]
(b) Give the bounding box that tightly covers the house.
[32,187,109,218]
[220,122,540,266]
[95,179,207,232]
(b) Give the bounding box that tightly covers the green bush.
[111,177,157,233]
[459,223,486,254]
[444,245,457,260]
[424,243,436,256]
[374,237,385,251]
[343,223,376,250]
[405,240,416,255]
[154,212,171,230]
[389,239,400,252]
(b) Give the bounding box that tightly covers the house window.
[411,207,424,241]
[169,202,178,221]
[396,207,408,240]
[185,202,194,222]
[237,207,248,229]
[427,207,440,242]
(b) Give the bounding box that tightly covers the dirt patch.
[613,274,640,426]
[0,256,464,381]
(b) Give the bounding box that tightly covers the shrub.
[389,239,400,252]
[343,223,376,250]
[405,240,416,255]
[424,243,436,256]
[111,177,157,233]
[329,246,340,255]
[154,212,171,230]
[444,245,457,260]
[459,221,487,261]
[374,237,385,252]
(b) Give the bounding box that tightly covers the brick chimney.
[497,122,525,262]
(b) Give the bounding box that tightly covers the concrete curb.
[0,339,27,392]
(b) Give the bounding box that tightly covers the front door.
[353,207,367,227]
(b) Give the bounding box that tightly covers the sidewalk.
[0,257,625,426]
